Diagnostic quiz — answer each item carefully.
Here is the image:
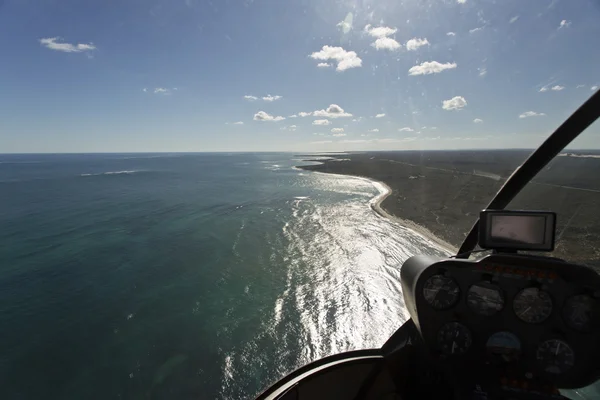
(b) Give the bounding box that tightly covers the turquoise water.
[0,153,447,399]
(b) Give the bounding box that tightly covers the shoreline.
[367,180,457,255]
[300,166,457,255]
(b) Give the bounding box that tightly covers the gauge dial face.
[563,295,599,332]
[467,282,504,316]
[513,287,553,323]
[536,339,575,374]
[437,322,472,356]
[422,275,460,310]
[486,331,521,362]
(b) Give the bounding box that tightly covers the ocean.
[0,153,448,400]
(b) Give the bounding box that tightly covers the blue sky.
[0,0,599,152]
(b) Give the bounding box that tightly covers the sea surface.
[0,153,448,400]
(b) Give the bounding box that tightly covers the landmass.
[298,150,600,268]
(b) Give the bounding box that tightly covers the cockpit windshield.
[1,0,599,399]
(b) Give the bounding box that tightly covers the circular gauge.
[437,322,472,356]
[422,275,460,310]
[486,331,521,362]
[513,287,553,323]
[563,295,599,332]
[536,339,575,374]
[467,282,504,316]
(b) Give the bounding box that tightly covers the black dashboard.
[400,254,600,393]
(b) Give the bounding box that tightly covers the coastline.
[302,167,457,255]
[368,180,457,255]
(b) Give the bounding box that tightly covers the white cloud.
[559,20,571,29]
[233,121,244,125]
[253,111,285,121]
[576,84,585,88]
[592,86,599,91]
[365,25,401,51]
[39,37,96,53]
[337,16,353,34]
[364,25,397,38]
[447,32,456,36]
[406,38,429,51]
[457,0,466,3]
[298,112,313,117]
[352,117,364,122]
[281,125,297,131]
[332,133,347,137]
[551,85,565,91]
[509,15,519,24]
[317,63,331,68]
[262,94,282,102]
[331,128,345,133]
[442,96,467,111]
[519,111,546,119]
[310,45,362,71]
[142,88,147,92]
[313,104,352,118]
[479,67,487,77]
[398,127,414,132]
[244,95,258,101]
[368,128,380,133]
[539,87,548,92]
[289,114,298,118]
[469,26,484,34]
[372,37,401,50]
[313,119,331,126]
[409,61,457,76]
[154,88,172,95]
[473,118,483,123]
[375,113,385,118]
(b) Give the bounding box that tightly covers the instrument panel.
[401,254,600,390]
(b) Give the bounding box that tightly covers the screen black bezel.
[479,210,556,251]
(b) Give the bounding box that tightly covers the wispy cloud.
[332,133,347,137]
[457,0,466,3]
[576,84,585,89]
[298,112,312,117]
[591,86,599,91]
[478,67,487,77]
[405,38,429,51]
[232,121,244,125]
[244,95,258,101]
[365,25,401,51]
[509,15,519,24]
[398,127,414,132]
[310,45,362,71]
[473,118,483,123]
[281,125,297,131]
[409,61,457,76]
[540,85,565,92]
[469,26,484,34]
[375,113,385,118]
[519,111,546,118]
[39,37,96,53]
[317,63,331,68]
[559,19,571,29]
[331,128,344,133]
[253,111,285,121]
[368,128,379,133]
[262,94,282,102]
[313,119,331,126]
[442,96,467,111]
[447,32,456,36]
[313,104,352,118]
